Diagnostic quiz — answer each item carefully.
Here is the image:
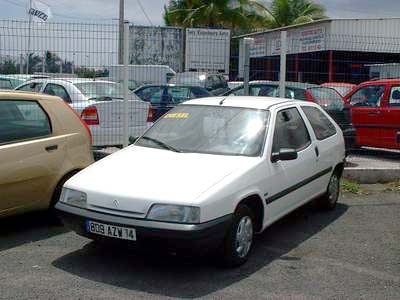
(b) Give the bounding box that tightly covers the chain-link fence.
[1,19,399,160]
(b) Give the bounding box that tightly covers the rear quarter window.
[302,106,337,140]
[0,100,51,144]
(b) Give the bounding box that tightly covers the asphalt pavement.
[0,185,399,300]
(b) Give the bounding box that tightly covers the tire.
[319,171,341,210]
[220,204,255,267]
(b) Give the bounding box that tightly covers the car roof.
[25,78,116,84]
[321,82,356,87]
[248,80,319,88]
[362,78,400,85]
[0,90,61,101]
[183,96,304,110]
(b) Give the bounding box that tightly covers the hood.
[65,146,255,218]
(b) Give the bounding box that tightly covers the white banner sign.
[249,36,267,58]
[28,0,52,22]
[299,27,325,53]
[185,28,230,74]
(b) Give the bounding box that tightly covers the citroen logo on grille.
[113,199,119,208]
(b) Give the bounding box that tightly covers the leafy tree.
[163,0,269,31]
[265,0,326,28]
[163,0,326,31]
[74,67,96,78]
[26,52,43,74]
[0,59,18,74]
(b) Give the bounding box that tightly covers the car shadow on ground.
[0,212,68,252]
[52,202,348,298]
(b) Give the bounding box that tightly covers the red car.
[344,79,400,150]
[321,82,356,97]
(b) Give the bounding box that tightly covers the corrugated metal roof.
[234,17,400,39]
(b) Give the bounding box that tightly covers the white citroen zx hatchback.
[56,96,345,267]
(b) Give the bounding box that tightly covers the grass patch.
[384,181,400,193]
[341,179,364,194]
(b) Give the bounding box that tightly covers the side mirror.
[271,148,298,163]
[129,136,138,145]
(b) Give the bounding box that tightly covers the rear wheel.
[220,205,254,267]
[319,171,340,210]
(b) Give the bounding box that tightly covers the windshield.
[135,105,269,156]
[308,87,344,110]
[329,86,353,97]
[75,82,124,99]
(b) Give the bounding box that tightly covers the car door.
[43,83,72,103]
[0,99,63,215]
[265,107,318,222]
[348,84,387,147]
[381,85,400,149]
[301,105,339,192]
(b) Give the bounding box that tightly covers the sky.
[2,0,400,25]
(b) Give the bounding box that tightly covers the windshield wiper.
[140,136,181,153]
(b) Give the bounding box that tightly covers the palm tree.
[163,0,269,31]
[261,0,326,29]
[163,0,326,31]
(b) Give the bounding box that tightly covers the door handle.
[315,146,320,157]
[45,144,58,152]
[368,111,381,116]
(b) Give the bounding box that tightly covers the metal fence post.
[122,21,129,148]
[279,31,287,98]
[243,38,253,96]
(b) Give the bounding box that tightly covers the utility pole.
[118,0,124,64]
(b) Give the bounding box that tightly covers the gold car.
[0,91,93,218]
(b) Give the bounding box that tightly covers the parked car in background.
[170,72,229,95]
[223,81,318,100]
[321,82,356,97]
[15,78,151,148]
[305,87,356,152]
[0,74,50,90]
[344,79,400,150]
[0,90,93,218]
[56,96,345,267]
[134,84,211,120]
[0,75,25,89]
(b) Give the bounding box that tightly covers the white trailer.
[107,65,176,90]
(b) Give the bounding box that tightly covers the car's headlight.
[147,204,200,224]
[59,188,87,208]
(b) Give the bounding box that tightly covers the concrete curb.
[343,168,400,184]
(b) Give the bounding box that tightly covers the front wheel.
[319,172,340,210]
[220,205,255,267]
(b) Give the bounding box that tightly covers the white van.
[107,65,176,90]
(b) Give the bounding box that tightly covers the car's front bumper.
[55,202,232,253]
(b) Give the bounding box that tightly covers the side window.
[349,85,385,107]
[302,106,337,140]
[389,86,400,107]
[44,84,71,103]
[229,86,244,96]
[0,100,51,144]
[17,82,43,92]
[136,87,164,104]
[0,78,13,89]
[272,108,311,153]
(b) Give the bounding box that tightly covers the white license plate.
[86,220,136,241]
